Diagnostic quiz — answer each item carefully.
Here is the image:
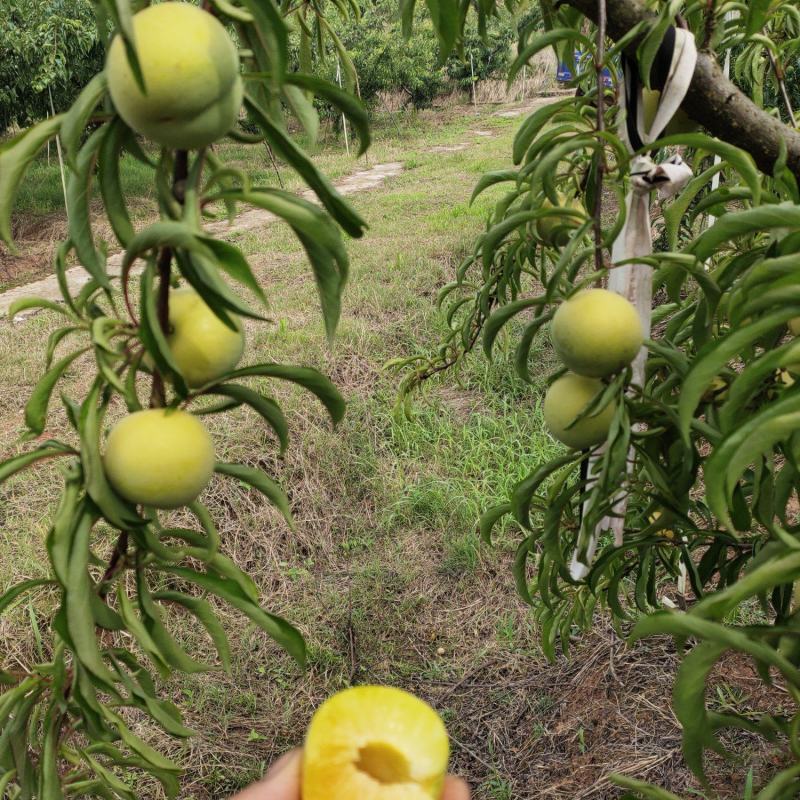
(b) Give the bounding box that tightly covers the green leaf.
[215,462,293,526]
[244,96,367,238]
[138,263,189,397]
[8,296,75,320]
[512,98,574,165]
[0,440,75,485]
[39,708,65,800]
[207,384,289,453]
[610,775,685,799]
[0,579,55,618]
[161,565,306,666]
[78,379,143,529]
[283,84,319,145]
[637,0,683,89]
[678,309,798,441]
[98,118,136,247]
[80,751,137,800]
[226,363,346,425]
[137,569,213,674]
[0,115,64,248]
[65,510,119,692]
[284,73,371,154]
[483,297,547,358]
[239,0,287,82]
[693,549,800,621]
[104,0,144,91]
[116,583,172,676]
[198,236,267,306]
[153,591,232,672]
[25,348,90,436]
[688,203,800,261]
[479,503,511,544]
[425,0,459,60]
[470,170,518,204]
[214,188,347,338]
[512,535,536,605]
[631,612,800,687]
[101,707,181,772]
[62,72,108,170]
[705,393,800,532]
[67,126,110,288]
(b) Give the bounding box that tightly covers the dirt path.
[0,99,557,321]
[0,161,405,320]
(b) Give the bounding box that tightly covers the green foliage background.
[0,0,104,133]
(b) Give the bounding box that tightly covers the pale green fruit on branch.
[543,373,616,450]
[303,685,449,800]
[551,288,644,378]
[535,194,584,248]
[642,88,699,137]
[104,409,215,508]
[106,2,243,149]
[789,317,800,336]
[167,288,244,388]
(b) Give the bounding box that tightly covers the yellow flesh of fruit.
[302,686,449,800]
[551,288,644,378]
[106,2,243,148]
[167,288,244,388]
[543,373,616,450]
[103,409,215,509]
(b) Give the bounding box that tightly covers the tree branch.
[563,0,800,179]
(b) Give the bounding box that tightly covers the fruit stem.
[151,150,189,408]
[97,530,129,598]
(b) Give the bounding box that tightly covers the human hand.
[230,749,470,799]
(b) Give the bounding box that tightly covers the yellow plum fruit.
[104,409,215,508]
[551,288,644,378]
[106,2,243,149]
[302,686,449,800]
[543,373,616,450]
[167,288,244,388]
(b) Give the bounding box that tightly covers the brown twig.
[766,48,798,128]
[150,150,189,408]
[701,0,717,50]
[97,530,129,598]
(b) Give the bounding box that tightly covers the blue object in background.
[557,50,616,87]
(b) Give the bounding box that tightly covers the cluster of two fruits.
[544,289,644,449]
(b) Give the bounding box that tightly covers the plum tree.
[393,0,800,795]
[303,686,449,800]
[106,2,243,149]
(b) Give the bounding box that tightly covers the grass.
[0,101,779,798]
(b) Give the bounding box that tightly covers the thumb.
[443,775,471,800]
[229,749,302,800]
